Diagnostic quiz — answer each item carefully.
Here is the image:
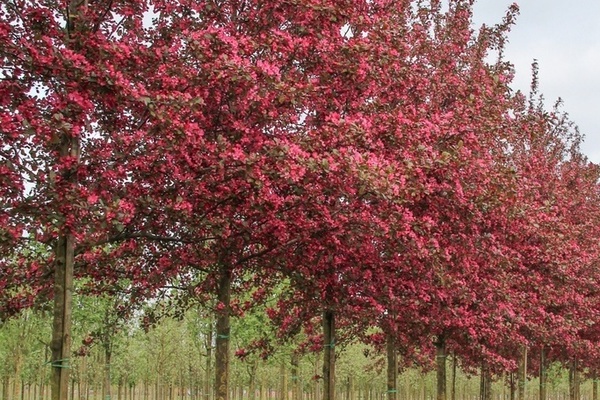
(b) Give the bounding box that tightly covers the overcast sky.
[471,1,600,163]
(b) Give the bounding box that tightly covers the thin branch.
[234,238,299,267]
[77,231,218,254]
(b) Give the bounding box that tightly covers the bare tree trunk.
[313,354,320,400]
[480,363,491,400]
[479,367,484,400]
[50,234,75,400]
[249,359,258,400]
[592,373,597,400]
[510,373,515,400]
[105,343,113,400]
[205,319,214,400]
[40,344,48,400]
[517,347,527,400]
[569,360,580,400]
[280,360,288,400]
[322,311,335,400]
[539,348,546,400]
[2,376,8,400]
[387,334,398,400]
[215,270,232,400]
[291,354,300,400]
[435,337,446,400]
[451,353,457,400]
[260,384,266,400]
[347,376,354,400]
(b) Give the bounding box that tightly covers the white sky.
[472,1,600,163]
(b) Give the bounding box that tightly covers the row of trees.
[0,306,595,400]
[3,0,600,400]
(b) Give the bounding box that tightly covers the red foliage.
[2,0,600,378]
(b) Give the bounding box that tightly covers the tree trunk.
[280,360,288,400]
[386,333,398,400]
[569,360,580,400]
[2,376,8,400]
[347,375,355,400]
[479,370,484,400]
[592,373,597,400]
[510,373,515,400]
[50,2,83,398]
[215,270,232,400]
[291,354,300,400]
[313,354,320,400]
[451,353,457,400]
[435,337,446,400]
[539,348,546,400]
[480,362,491,400]
[322,311,335,400]
[80,356,87,400]
[105,344,113,400]
[260,384,266,400]
[50,234,75,400]
[249,359,258,400]
[205,319,213,400]
[517,346,527,400]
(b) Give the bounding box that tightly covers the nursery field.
[3,0,600,400]
[0,309,596,400]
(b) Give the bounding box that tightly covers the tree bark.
[322,311,335,400]
[215,270,232,400]
[314,353,321,400]
[280,360,288,400]
[347,375,355,400]
[50,235,75,400]
[539,348,546,400]
[249,359,258,400]
[387,333,398,400]
[105,343,113,400]
[517,346,527,400]
[435,337,446,400]
[451,352,457,400]
[260,384,266,400]
[291,354,300,400]
[479,365,484,400]
[480,362,491,400]
[593,373,597,400]
[569,360,580,400]
[205,319,214,400]
[2,376,8,400]
[509,373,515,400]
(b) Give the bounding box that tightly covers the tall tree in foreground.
[0,0,186,398]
